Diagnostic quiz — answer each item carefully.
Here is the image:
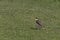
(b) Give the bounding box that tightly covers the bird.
[35,17,42,29]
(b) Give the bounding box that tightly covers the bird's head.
[35,17,39,20]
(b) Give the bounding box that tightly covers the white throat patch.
[35,19,38,20]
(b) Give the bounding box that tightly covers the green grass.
[0,0,60,40]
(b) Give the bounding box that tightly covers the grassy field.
[0,0,60,40]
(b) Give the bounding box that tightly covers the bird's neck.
[35,19,39,20]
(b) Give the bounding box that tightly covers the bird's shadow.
[30,27,38,30]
